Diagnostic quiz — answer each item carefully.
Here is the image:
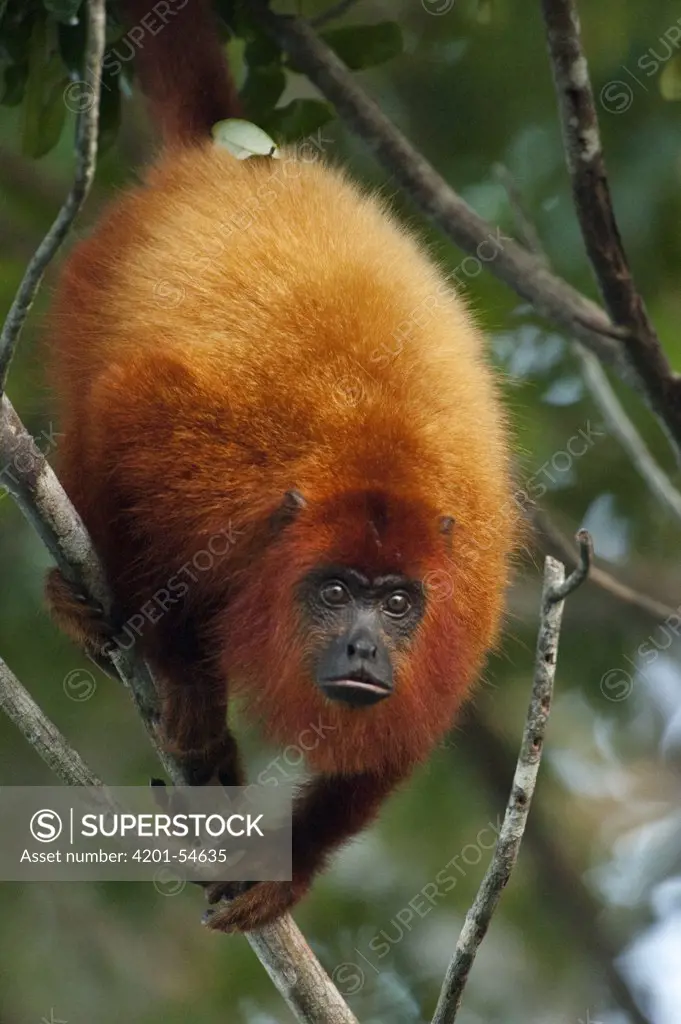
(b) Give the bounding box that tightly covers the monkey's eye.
[384,591,411,618]
[320,580,351,608]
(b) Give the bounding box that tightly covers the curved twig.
[532,509,678,621]
[0,0,106,393]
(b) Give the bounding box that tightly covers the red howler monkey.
[45,0,514,932]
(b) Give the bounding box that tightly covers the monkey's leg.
[204,768,405,932]
[150,623,244,789]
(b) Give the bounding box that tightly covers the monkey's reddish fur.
[46,0,514,930]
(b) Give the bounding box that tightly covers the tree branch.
[533,509,678,621]
[246,0,681,462]
[0,0,106,393]
[432,540,591,1023]
[0,655,103,787]
[495,161,681,525]
[539,0,681,457]
[458,706,651,1024]
[573,343,681,523]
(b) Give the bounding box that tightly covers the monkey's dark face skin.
[299,566,426,709]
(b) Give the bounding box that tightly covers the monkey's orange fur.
[50,144,512,774]
[45,0,515,932]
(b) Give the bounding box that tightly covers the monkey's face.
[299,566,425,709]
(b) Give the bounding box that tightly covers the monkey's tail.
[119,0,241,146]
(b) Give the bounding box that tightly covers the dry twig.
[0,0,106,392]
[432,537,592,1022]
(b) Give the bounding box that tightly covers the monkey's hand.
[45,568,117,674]
[202,878,309,933]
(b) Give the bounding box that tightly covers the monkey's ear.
[439,515,455,552]
[269,489,307,533]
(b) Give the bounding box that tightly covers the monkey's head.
[223,486,512,776]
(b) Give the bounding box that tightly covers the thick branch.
[540,0,681,454]
[0,394,163,741]
[0,0,106,392]
[245,1,681,461]
[432,543,590,1023]
[249,920,359,1024]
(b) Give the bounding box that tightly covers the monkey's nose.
[347,632,378,661]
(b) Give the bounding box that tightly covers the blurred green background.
[2,1,681,1021]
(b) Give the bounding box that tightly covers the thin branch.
[539,0,681,455]
[432,544,590,1023]
[458,707,651,1024]
[574,342,681,523]
[244,0,681,462]
[0,0,106,393]
[533,509,678,621]
[492,162,549,267]
[310,0,361,28]
[495,162,681,526]
[0,655,102,787]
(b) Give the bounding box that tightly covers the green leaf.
[57,10,86,75]
[660,57,681,101]
[263,99,334,144]
[34,69,69,157]
[212,118,281,159]
[1,62,27,106]
[21,16,48,158]
[318,23,403,70]
[1,8,34,64]
[244,32,281,68]
[21,19,69,158]
[98,55,121,154]
[240,63,286,121]
[43,0,82,22]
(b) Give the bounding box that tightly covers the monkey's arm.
[46,568,243,787]
[205,768,405,932]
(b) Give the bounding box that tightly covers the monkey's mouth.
[319,669,393,708]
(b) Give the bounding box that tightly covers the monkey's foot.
[45,568,116,658]
[202,879,308,933]
[204,879,255,904]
